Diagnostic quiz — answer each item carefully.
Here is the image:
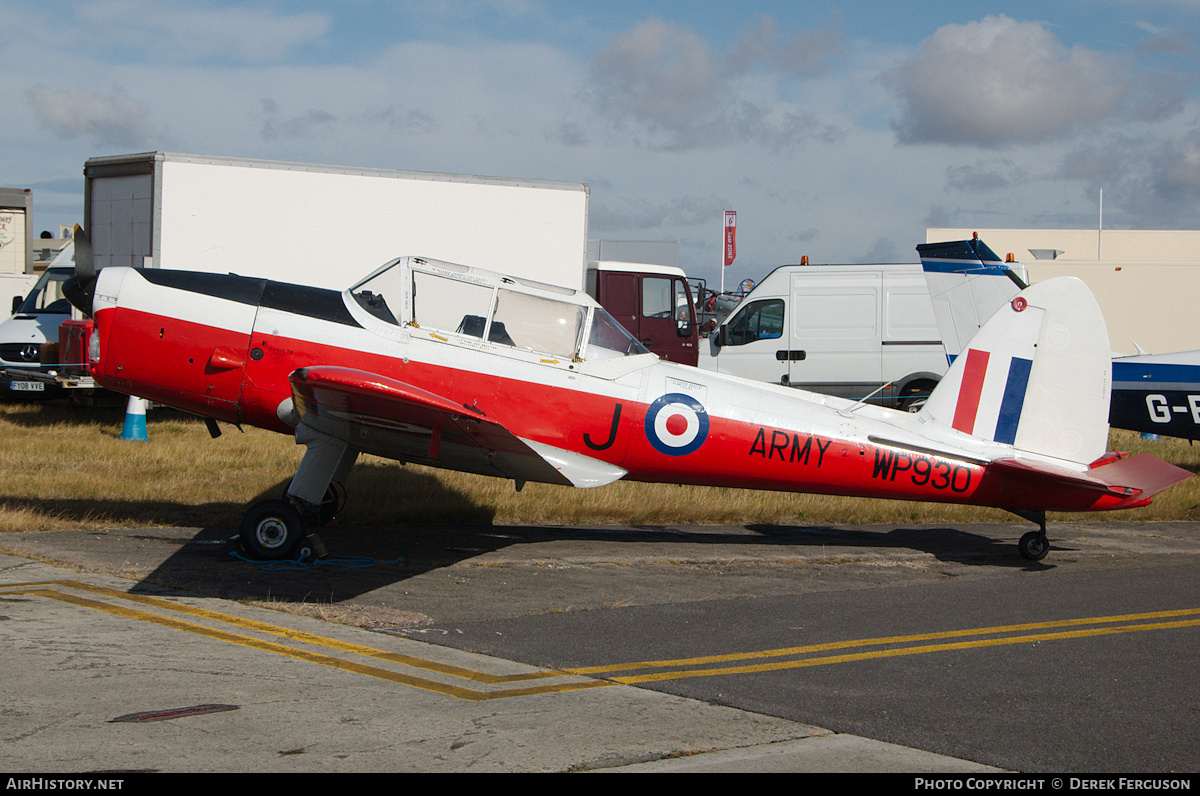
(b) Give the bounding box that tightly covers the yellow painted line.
[611,618,1200,683]
[1,581,609,701]
[10,580,1196,695]
[586,616,1200,684]
[568,608,1200,676]
[2,580,559,684]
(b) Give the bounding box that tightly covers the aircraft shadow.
[118,514,1046,607]
[744,523,1045,567]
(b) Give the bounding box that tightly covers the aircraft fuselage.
[85,265,1150,516]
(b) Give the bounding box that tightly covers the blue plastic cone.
[119,396,149,441]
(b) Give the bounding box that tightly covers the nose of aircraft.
[63,225,97,316]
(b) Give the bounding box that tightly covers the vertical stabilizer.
[918,238,1028,361]
[920,277,1110,465]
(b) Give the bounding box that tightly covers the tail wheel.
[1018,530,1050,562]
[240,499,307,560]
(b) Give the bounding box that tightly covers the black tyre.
[1018,530,1049,562]
[283,480,346,526]
[240,499,307,560]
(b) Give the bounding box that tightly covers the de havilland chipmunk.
[63,228,1191,563]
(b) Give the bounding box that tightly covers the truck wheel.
[240,499,307,560]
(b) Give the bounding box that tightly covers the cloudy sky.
[2,0,1198,288]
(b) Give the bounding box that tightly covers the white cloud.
[75,0,329,64]
[881,15,1182,147]
[25,83,157,147]
[945,158,1032,193]
[1058,128,1200,226]
[590,19,721,136]
[586,17,844,151]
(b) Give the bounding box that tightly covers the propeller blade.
[73,224,95,284]
[63,225,98,316]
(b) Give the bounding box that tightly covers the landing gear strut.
[238,423,359,560]
[1011,510,1050,562]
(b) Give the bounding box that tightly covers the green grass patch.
[0,398,1195,532]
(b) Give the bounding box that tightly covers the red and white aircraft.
[64,232,1191,562]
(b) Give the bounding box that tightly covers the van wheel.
[898,394,927,413]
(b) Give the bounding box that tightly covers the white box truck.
[84,152,592,289]
[0,187,54,316]
[698,261,947,411]
[0,188,35,280]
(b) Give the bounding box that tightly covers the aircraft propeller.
[63,225,97,317]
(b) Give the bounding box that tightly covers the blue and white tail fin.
[917,237,1028,362]
[919,276,1111,466]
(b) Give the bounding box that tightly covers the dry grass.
[0,397,1196,533]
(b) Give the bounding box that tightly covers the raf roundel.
[644,393,710,456]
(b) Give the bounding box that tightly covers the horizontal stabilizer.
[990,454,1192,510]
[1086,454,1195,505]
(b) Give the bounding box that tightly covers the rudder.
[918,237,1028,361]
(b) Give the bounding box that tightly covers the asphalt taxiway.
[0,555,997,773]
[1,519,1197,772]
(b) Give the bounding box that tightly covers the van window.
[642,277,671,318]
[16,268,72,315]
[725,299,784,345]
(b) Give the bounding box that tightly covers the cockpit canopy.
[349,257,650,361]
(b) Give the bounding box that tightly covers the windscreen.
[587,307,650,359]
[18,269,72,315]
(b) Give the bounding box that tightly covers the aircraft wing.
[288,366,627,488]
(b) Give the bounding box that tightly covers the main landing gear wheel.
[240,499,307,560]
[1018,530,1050,562]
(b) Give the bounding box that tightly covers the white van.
[0,243,74,392]
[697,262,946,411]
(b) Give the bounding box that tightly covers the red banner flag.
[724,210,737,266]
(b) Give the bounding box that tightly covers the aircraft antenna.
[838,381,894,416]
